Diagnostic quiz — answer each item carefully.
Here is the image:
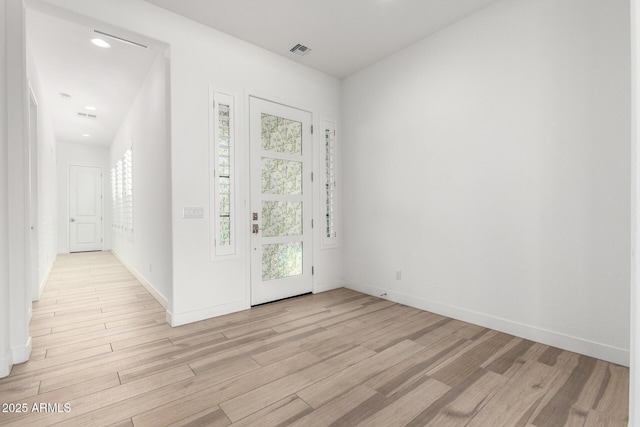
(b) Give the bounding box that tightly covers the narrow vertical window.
[111,146,133,240]
[322,120,338,248]
[110,167,117,233]
[211,90,236,258]
[116,159,123,234]
[123,147,133,239]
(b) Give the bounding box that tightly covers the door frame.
[67,164,104,253]
[246,94,315,306]
[27,84,39,302]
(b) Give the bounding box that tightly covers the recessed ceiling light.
[91,38,111,48]
[82,134,91,137]
[85,105,97,111]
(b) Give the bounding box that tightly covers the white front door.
[69,165,103,252]
[250,97,313,306]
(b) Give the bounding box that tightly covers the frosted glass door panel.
[262,201,302,237]
[261,113,302,155]
[261,158,302,195]
[262,243,303,281]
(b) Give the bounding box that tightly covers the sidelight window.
[211,90,236,258]
[111,146,133,240]
[322,120,337,248]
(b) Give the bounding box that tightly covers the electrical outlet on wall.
[395,270,402,280]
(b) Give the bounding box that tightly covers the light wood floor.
[0,251,629,426]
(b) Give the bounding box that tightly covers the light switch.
[183,207,204,219]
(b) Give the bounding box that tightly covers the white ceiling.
[26,7,162,147]
[25,0,500,148]
[144,0,500,78]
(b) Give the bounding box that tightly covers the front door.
[250,97,313,305]
[69,165,103,252]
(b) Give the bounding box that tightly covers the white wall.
[631,0,639,423]
[6,0,31,369]
[110,51,172,308]
[27,49,57,296]
[0,0,11,378]
[343,0,631,366]
[56,141,110,253]
[41,0,343,325]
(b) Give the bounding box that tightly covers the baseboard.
[111,251,168,310]
[344,281,630,367]
[169,283,337,326]
[168,299,250,327]
[313,280,342,294]
[0,350,13,378]
[12,336,32,365]
[36,261,54,301]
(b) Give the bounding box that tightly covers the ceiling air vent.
[77,112,97,119]
[290,44,311,57]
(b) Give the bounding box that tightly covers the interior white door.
[69,165,103,252]
[250,97,313,305]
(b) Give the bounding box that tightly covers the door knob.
[70,218,76,222]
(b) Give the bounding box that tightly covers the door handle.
[70,218,76,222]
[252,224,260,234]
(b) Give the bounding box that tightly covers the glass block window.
[211,90,236,258]
[111,146,134,240]
[322,120,337,248]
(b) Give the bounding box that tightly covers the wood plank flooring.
[0,251,629,426]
